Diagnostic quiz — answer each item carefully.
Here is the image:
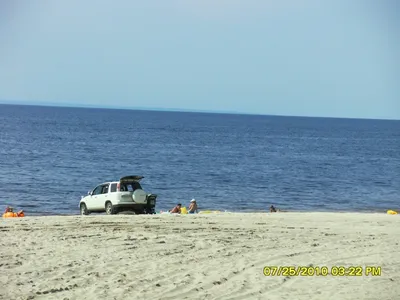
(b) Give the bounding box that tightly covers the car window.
[121,182,142,191]
[92,185,103,195]
[110,183,117,192]
[101,184,109,194]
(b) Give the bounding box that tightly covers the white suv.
[79,175,157,215]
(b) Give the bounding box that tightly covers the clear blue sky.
[0,0,399,119]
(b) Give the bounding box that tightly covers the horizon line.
[0,100,399,121]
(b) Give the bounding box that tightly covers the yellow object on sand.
[198,210,221,214]
[180,207,188,214]
[387,210,398,215]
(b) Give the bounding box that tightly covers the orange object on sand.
[3,212,17,218]
[2,206,25,218]
[2,211,24,218]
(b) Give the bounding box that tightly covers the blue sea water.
[0,104,399,215]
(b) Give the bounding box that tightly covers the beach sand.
[1,212,399,300]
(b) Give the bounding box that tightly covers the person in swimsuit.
[188,199,198,214]
[170,203,182,214]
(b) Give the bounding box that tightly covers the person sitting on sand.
[169,203,182,214]
[3,206,24,217]
[4,206,23,215]
[188,199,198,214]
[270,205,277,213]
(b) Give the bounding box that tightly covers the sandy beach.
[1,212,399,300]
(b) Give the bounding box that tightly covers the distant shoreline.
[1,102,399,121]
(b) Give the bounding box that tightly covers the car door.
[87,185,103,211]
[103,183,113,208]
[95,184,110,210]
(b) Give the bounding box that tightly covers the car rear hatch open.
[118,175,147,204]
[120,175,144,182]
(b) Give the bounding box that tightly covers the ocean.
[0,104,399,215]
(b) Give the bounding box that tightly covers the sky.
[0,0,399,119]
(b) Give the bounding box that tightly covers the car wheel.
[105,202,115,215]
[80,203,89,215]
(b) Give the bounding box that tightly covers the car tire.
[80,203,89,215]
[105,202,115,215]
